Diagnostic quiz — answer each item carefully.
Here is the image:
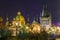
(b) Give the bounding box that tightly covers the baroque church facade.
[9,11,26,36]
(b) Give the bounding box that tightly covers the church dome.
[15,15,20,21]
[13,11,25,22]
[15,11,21,21]
[20,16,25,21]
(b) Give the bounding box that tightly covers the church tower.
[40,3,51,29]
[26,15,30,25]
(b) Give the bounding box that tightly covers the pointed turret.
[32,18,37,24]
[5,17,9,29]
[41,4,50,17]
[36,16,38,22]
[41,0,50,17]
[6,17,8,21]
[40,0,52,29]
[27,15,29,23]
[26,15,30,25]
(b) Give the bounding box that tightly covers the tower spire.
[36,16,38,22]
[41,0,49,17]
[7,17,8,21]
[40,0,52,29]
[27,15,29,23]
[42,5,44,16]
[32,17,36,24]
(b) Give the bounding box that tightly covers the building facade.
[9,11,25,36]
[40,5,51,31]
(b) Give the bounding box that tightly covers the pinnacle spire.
[27,15,29,22]
[41,0,50,17]
[6,17,8,21]
[36,16,38,22]
[32,17,36,23]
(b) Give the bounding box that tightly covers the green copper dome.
[15,15,20,21]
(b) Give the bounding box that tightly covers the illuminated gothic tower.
[0,17,3,28]
[40,5,51,28]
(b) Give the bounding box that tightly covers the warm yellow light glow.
[32,24,40,33]
[29,29,31,31]
[17,11,21,15]
[47,26,57,34]
[26,26,29,29]
[51,27,57,32]
[37,27,40,33]
[16,23,18,26]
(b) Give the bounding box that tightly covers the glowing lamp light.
[16,23,18,26]
[32,25,40,33]
[26,26,29,29]
[38,28,40,31]
[29,29,31,31]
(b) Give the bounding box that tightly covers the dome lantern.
[17,11,21,15]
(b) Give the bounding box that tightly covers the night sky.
[0,0,60,24]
